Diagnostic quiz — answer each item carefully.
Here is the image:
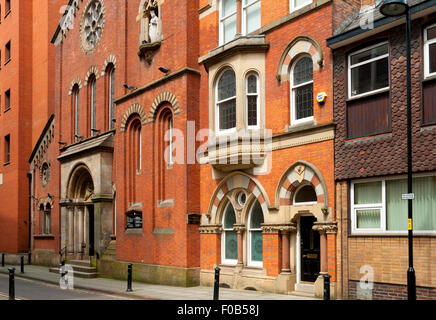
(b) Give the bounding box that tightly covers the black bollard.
[8,267,15,300]
[213,266,220,300]
[20,256,24,273]
[323,274,331,300]
[1,253,4,267]
[126,263,133,292]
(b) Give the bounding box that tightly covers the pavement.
[0,264,317,300]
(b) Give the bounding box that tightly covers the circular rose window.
[80,0,105,54]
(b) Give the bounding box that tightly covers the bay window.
[348,42,389,98]
[216,68,237,132]
[351,176,436,234]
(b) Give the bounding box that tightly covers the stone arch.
[120,103,147,132]
[208,172,270,225]
[276,36,324,83]
[66,163,95,201]
[275,161,328,207]
[37,197,53,210]
[148,91,180,122]
[101,54,117,76]
[84,66,100,86]
[68,77,82,96]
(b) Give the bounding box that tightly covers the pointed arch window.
[246,73,259,128]
[247,200,263,267]
[73,84,80,142]
[222,202,238,264]
[107,65,115,130]
[89,75,97,136]
[290,56,313,125]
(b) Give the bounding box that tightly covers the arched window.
[40,204,52,235]
[248,200,263,267]
[290,56,313,125]
[127,118,142,203]
[89,75,97,136]
[222,202,237,264]
[216,69,236,133]
[106,65,115,130]
[72,84,80,142]
[246,73,259,128]
[294,184,317,205]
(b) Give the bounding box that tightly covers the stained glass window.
[249,200,263,265]
[217,69,236,131]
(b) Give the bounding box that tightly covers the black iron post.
[1,253,4,267]
[8,267,15,300]
[213,266,220,300]
[323,274,331,300]
[405,8,416,301]
[20,256,24,273]
[126,263,133,292]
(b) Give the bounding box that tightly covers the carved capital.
[279,224,297,234]
[233,224,246,233]
[313,221,337,234]
[199,224,223,234]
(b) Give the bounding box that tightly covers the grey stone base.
[97,257,200,287]
[31,250,59,267]
[200,267,296,294]
[1,252,30,266]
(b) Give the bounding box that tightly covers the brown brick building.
[0,0,64,262]
[328,0,436,300]
[197,0,346,298]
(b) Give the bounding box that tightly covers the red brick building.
[197,0,342,298]
[328,0,436,299]
[0,0,64,263]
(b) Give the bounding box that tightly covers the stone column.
[319,229,327,274]
[78,207,84,253]
[233,225,246,266]
[84,207,89,255]
[280,225,296,273]
[68,207,74,253]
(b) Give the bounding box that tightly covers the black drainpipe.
[27,172,32,265]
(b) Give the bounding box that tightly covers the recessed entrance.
[300,216,320,282]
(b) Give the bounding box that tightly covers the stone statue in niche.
[137,0,161,44]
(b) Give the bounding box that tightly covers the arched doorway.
[65,164,95,259]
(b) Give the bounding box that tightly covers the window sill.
[4,58,11,66]
[423,74,436,83]
[125,228,142,235]
[350,232,436,237]
[346,87,390,103]
[34,234,55,239]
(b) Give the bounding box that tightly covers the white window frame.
[290,55,314,126]
[293,183,318,206]
[348,42,390,99]
[351,173,436,236]
[290,0,312,12]
[247,201,263,268]
[219,0,237,46]
[221,202,238,265]
[215,69,237,136]
[246,72,260,129]
[424,23,436,79]
[242,0,261,36]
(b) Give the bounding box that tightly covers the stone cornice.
[313,221,338,234]
[261,223,296,234]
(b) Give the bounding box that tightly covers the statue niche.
[137,0,162,64]
[137,0,162,45]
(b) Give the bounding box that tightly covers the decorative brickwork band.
[148,91,181,122]
[276,36,324,83]
[276,161,328,207]
[120,103,148,132]
[101,54,117,76]
[84,66,100,86]
[68,77,83,96]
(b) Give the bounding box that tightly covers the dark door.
[88,205,95,256]
[300,216,320,282]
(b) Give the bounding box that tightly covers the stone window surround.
[208,52,266,135]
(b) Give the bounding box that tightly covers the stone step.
[69,260,92,267]
[49,267,98,279]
